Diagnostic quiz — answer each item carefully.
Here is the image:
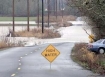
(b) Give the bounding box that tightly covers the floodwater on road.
[0,42,102,77]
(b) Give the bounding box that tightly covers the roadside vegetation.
[67,0,105,40]
[0,38,23,49]
[38,15,76,23]
[0,41,10,49]
[12,28,61,38]
[71,43,105,75]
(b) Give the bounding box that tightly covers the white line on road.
[25,54,27,56]
[18,60,20,61]
[18,68,21,70]
[39,48,40,49]
[11,74,16,77]
[20,57,23,59]
[19,63,21,66]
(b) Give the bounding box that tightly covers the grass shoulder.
[0,17,37,21]
[71,43,105,75]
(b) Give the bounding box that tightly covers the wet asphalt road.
[0,42,103,77]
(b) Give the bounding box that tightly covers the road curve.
[0,43,102,77]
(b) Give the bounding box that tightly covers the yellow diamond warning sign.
[41,44,60,63]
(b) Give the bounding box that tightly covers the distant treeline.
[0,0,80,17]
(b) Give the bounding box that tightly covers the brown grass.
[72,43,105,75]
[37,15,76,27]
[14,28,61,38]
[0,41,8,49]
[38,15,76,22]
[0,41,14,48]
[0,38,23,49]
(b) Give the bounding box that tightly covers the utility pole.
[37,0,39,28]
[59,0,61,14]
[62,9,63,23]
[61,0,64,24]
[27,0,29,31]
[42,0,44,33]
[55,0,57,26]
[47,0,50,28]
[13,0,15,32]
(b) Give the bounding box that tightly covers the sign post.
[41,44,60,69]
[50,63,51,70]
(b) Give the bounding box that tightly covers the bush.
[72,43,105,75]
[0,38,23,49]
[0,41,8,49]
[14,28,61,38]
[68,0,105,40]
